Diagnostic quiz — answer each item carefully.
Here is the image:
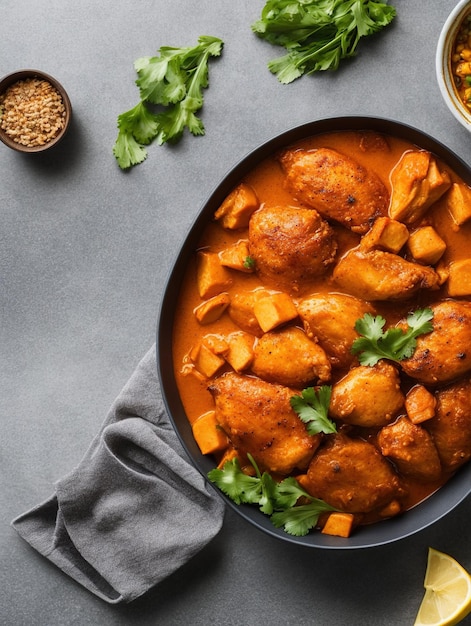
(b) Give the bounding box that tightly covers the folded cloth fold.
[11,344,225,603]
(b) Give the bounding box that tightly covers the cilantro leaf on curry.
[208,454,337,536]
[351,308,434,367]
[290,385,337,435]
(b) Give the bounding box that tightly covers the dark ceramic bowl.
[157,116,471,549]
[0,69,72,152]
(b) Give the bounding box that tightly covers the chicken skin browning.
[377,417,442,482]
[332,248,440,301]
[251,326,331,388]
[329,362,404,428]
[208,372,320,474]
[401,300,471,385]
[248,205,337,294]
[297,293,375,369]
[425,377,471,472]
[279,148,389,234]
[305,434,405,513]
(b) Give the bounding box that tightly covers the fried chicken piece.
[251,326,331,388]
[425,377,471,472]
[377,417,442,482]
[329,362,404,428]
[389,151,451,224]
[248,205,337,294]
[208,372,320,474]
[332,248,440,301]
[304,434,405,513]
[400,300,471,385]
[279,147,389,234]
[296,293,375,369]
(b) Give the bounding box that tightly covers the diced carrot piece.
[189,343,225,378]
[321,512,355,538]
[214,183,259,229]
[361,217,409,253]
[196,251,233,299]
[448,259,471,296]
[224,331,255,372]
[253,292,298,333]
[193,293,230,325]
[192,410,228,455]
[407,226,446,265]
[218,240,254,273]
[405,384,436,424]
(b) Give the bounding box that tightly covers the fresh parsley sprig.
[290,385,337,435]
[351,308,434,367]
[113,36,223,169]
[251,0,396,84]
[208,454,337,536]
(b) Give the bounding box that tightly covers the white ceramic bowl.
[436,0,471,130]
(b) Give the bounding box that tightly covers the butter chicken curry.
[172,130,471,538]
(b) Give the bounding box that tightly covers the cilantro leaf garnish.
[351,308,434,367]
[243,256,256,270]
[113,36,223,169]
[290,385,337,435]
[208,454,276,514]
[208,454,337,536]
[251,0,396,84]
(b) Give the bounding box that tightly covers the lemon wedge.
[414,548,471,626]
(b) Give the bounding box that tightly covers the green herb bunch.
[113,36,223,169]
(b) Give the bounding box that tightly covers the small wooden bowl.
[0,69,72,153]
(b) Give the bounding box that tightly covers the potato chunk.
[224,331,255,373]
[253,292,298,333]
[218,240,254,273]
[214,183,259,230]
[446,182,471,227]
[228,288,271,336]
[360,216,409,253]
[448,259,471,296]
[321,513,355,538]
[196,251,233,299]
[192,410,228,455]
[193,293,230,325]
[189,342,225,378]
[389,151,451,224]
[406,226,446,265]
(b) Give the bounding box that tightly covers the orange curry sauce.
[172,130,471,528]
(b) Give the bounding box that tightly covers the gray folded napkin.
[11,344,225,603]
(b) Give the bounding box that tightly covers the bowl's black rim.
[157,115,471,549]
